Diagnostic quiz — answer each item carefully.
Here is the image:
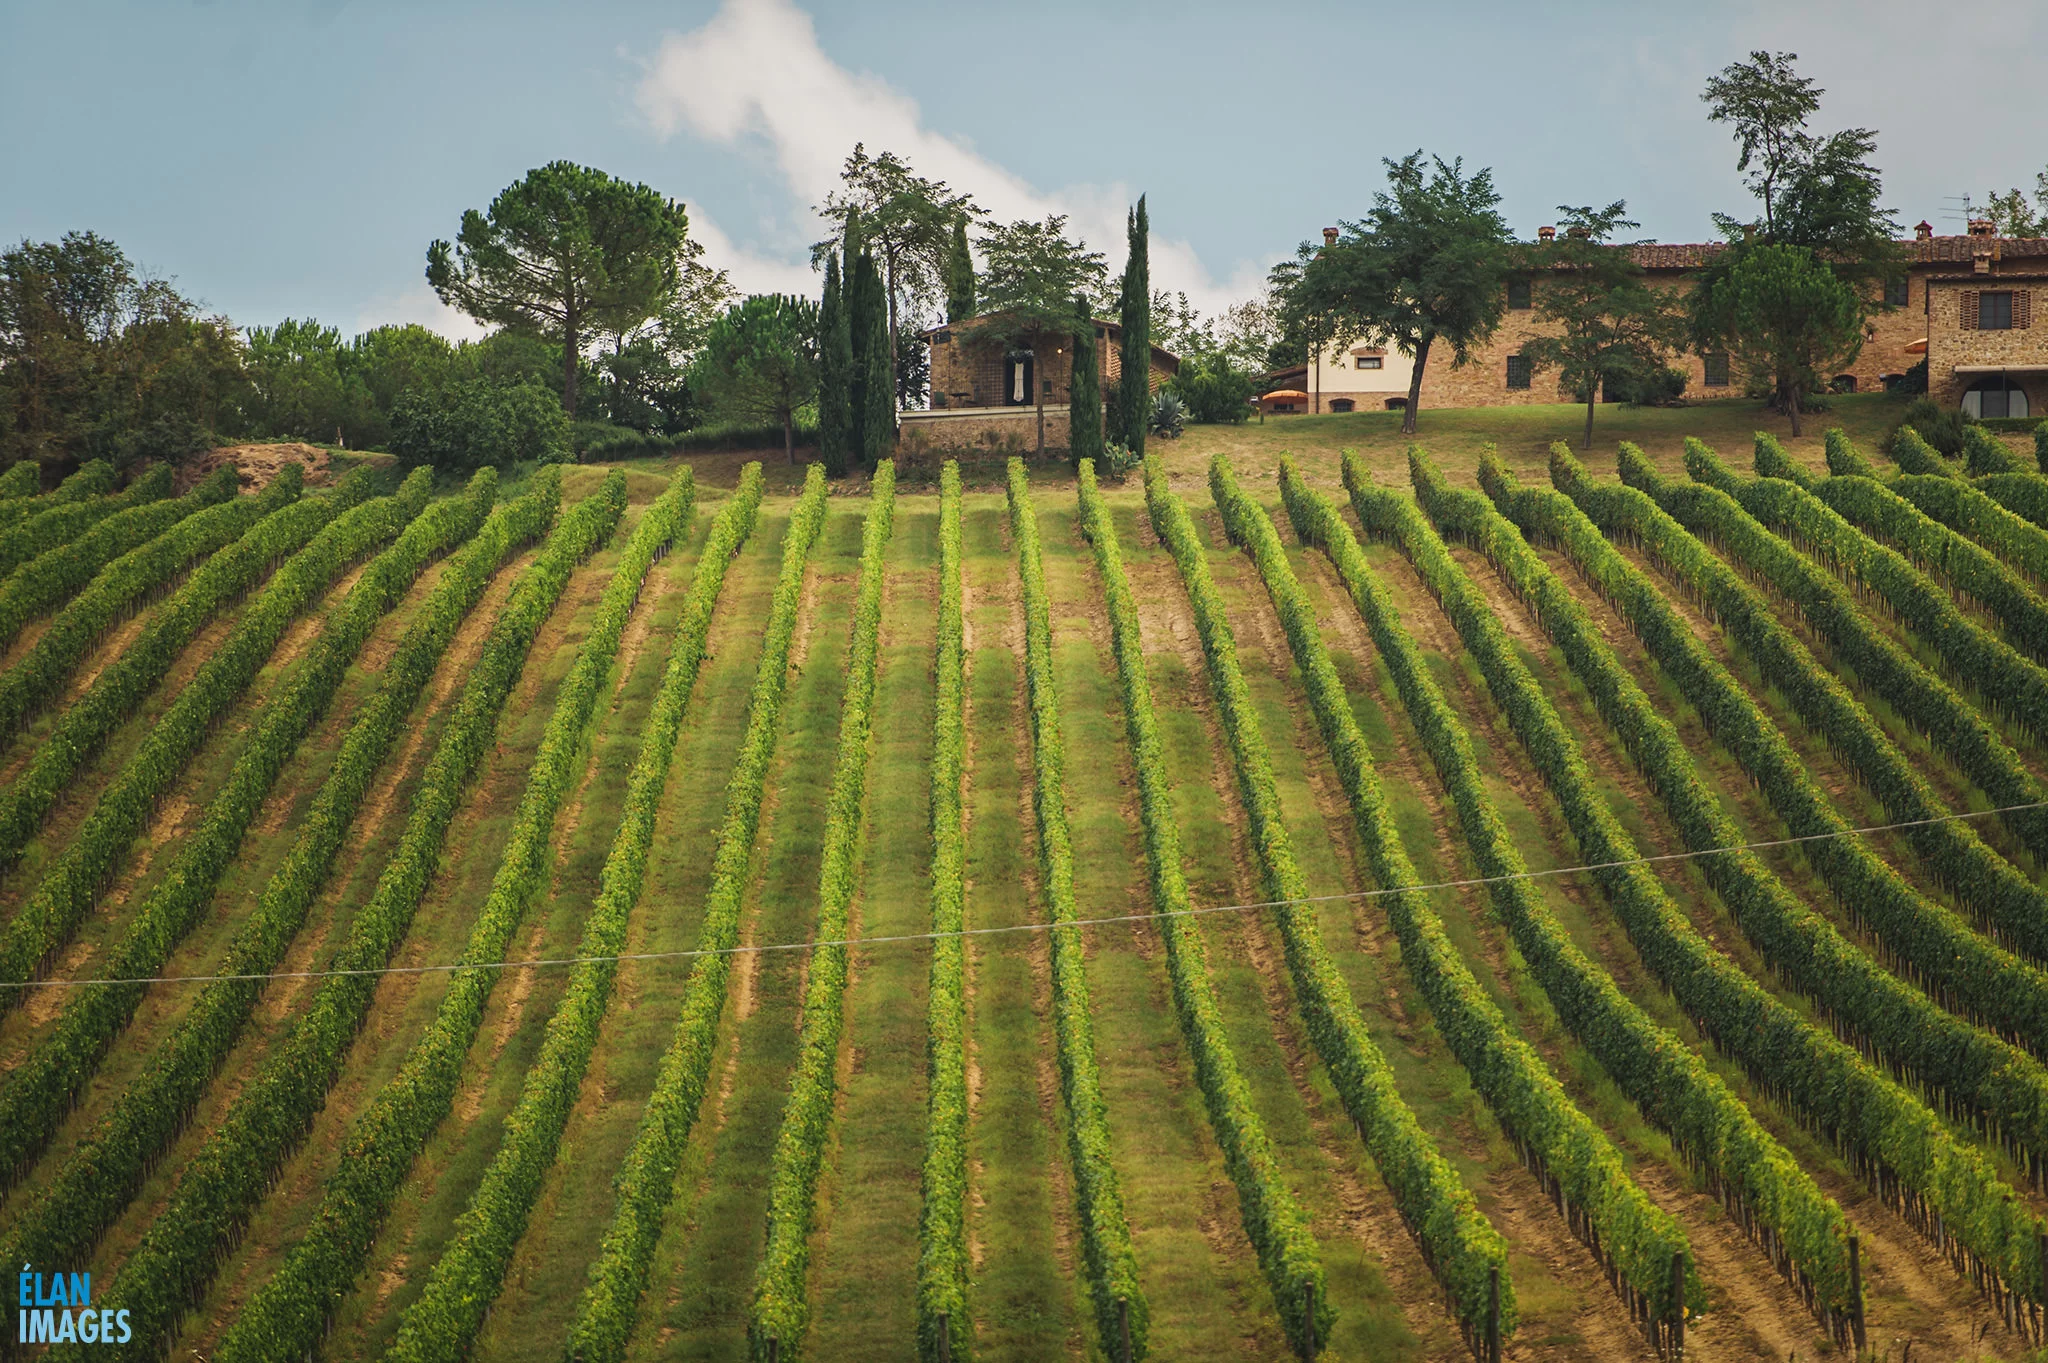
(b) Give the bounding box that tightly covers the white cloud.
[351,281,490,342]
[686,207,819,299]
[634,0,1268,318]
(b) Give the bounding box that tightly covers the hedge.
[0,465,412,993]
[0,469,496,1192]
[218,467,727,1363]
[1630,446,2048,868]
[0,469,341,867]
[1120,456,1498,1348]
[0,470,541,1276]
[1361,453,1861,1331]
[1537,449,2048,1257]
[1964,425,2021,476]
[0,463,303,740]
[1976,471,2048,535]
[0,459,126,564]
[1484,450,2048,1325]
[748,463,898,1362]
[1089,458,1474,1350]
[1888,425,1958,477]
[1886,472,2048,590]
[1679,437,2048,744]
[0,461,40,498]
[553,464,828,1363]
[917,460,970,1363]
[1319,460,1701,1334]
[72,472,622,1360]
[0,464,234,650]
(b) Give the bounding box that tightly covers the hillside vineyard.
[3,442,2047,1363]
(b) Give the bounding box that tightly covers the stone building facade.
[1282,224,2048,417]
[899,310,1179,453]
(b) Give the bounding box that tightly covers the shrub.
[1169,355,1258,424]
[1897,396,1968,457]
[1618,364,1688,406]
[392,376,571,470]
[1148,389,1184,438]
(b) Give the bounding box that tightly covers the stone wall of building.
[1926,278,2048,412]
[898,405,1071,457]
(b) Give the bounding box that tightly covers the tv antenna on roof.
[1940,193,1976,224]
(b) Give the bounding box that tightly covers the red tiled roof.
[1627,243,1728,269]
[1907,235,2048,262]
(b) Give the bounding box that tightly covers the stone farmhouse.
[897,311,1180,456]
[1268,220,2048,420]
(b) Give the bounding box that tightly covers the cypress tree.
[845,209,870,461]
[945,217,976,322]
[856,248,895,462]
[818,251,853,476]
[1068,295,1102,467]
[1118,195,1150,458]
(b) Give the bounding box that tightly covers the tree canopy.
[426,161,692,419]
[691,293,820,462]
[1279,151,1512,434]
[1694,242,1863,434]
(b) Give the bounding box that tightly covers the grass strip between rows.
[916,460,970,1363]
[1488,452,2048,1321]
[1084,459,1349,1356]
[1109,457,1504,1349]
[749,462,897,1361]
[0,464,411,995]
[68,471,621,1363]
[217,467,716,1363]
[1332,453,1854,1325]
[1009,460,1157,1358]
[0,462,304,739]
[0,465,235,651]
[0,468,496,1193]
[553,464,826,1363]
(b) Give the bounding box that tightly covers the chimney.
[1565,224,1591,240]
[1914,220,1934,240]
[1537,225,1556,243]
[1968,218,1995,237]
[1322,227,1339,247]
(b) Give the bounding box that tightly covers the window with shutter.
[1961,290,1979,329]
[1981,291,2014,329]
[2017,290,2033,329]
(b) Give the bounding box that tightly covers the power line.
[10,799,2043,995]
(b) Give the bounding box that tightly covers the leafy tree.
[390,378,568,471]
[1702,51,1821,236]
[692,294,820,463]
[894,314,930,410]
[1983,171,2048,237]
[855,248,893,463]
[1517,202,1689,451]
[591,235,733,432]
[1068,296,1103,465]
[1116,197,1150,456]
[1772,127,1900,278]
[978,215,1109,456]
[945,217,976,322]
[244,318,354,441]
[1694,242,1862,435]
[1169,355,1258,424]
[812,144,979,393]
[349,324,457,423]
[1279,151,1512,434]
[817,250,853,475]
[426,162,691,420]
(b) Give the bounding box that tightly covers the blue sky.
[5,0,2045,338]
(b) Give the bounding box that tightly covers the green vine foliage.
[0,460,159,577]
[0,461,40,498]
[0,465,234,650]
[0,464,303,739]
[0,460,108,536]
[0,470,341,868]
[1888,425,1958,477]
[1964,425,2020,477]
[1622,444,2048,865]
[1007,459,1160,1357]
[1524,448,2048,1304]
[0,468,497,1194]
[1888,473,2048,590]
[1976,471,2048,535]
[558,465,828,1363]
[1756,435,2048,670]
[1083,461,1352,1355]
[1679,437,2048,744]
[750,464,897,1362]
[0,469,546,1286]
[218,467,725,1363]
[72,473,622,1361]
[0,465,416,994]
[1130,455,1484,1350]
[1320,460,1700,1332]
[917,460,970,1363]
[1379,451,1861,1316]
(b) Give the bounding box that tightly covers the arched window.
[1384,397,1408,411]
[1962,376,2030,419]
[1328,399,1355,413]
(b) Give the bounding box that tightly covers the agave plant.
[1150,390,1186,439]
